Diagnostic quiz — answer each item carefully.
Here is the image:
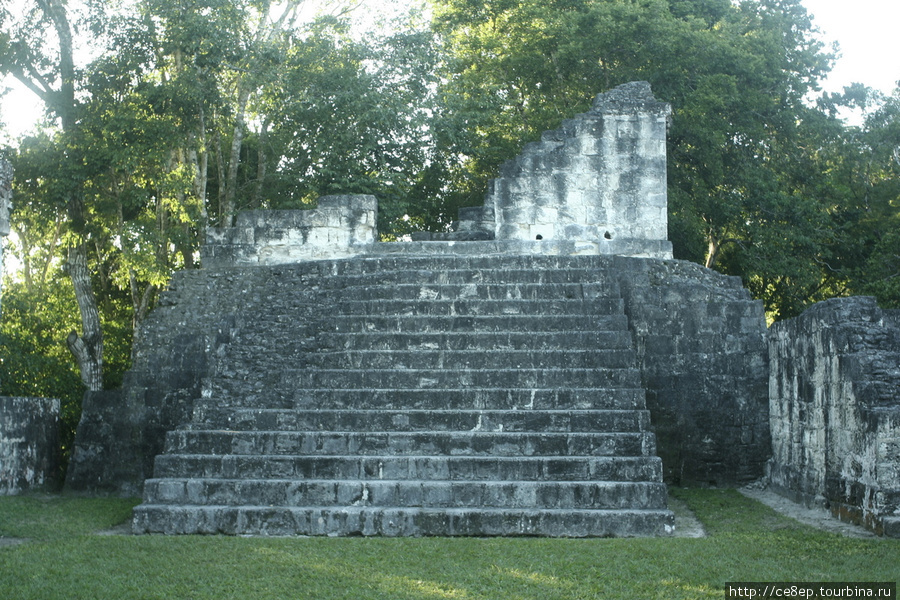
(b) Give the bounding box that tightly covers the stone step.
[220,337,637,368]
[212,341,638,378]
[187,408,652,433]
[291,388,647,410]
[289,368,643,390]
[304,349,638,370]
[132,505,675,537]
[326,268,616,287]
[317,253,612,274]
[198,383,296,410]
[327,282,615,301]
[152,454,663,482]
[163,430,657,457]
[200,387,646,411]
[317,330,635,352]
[326,313,630,334]
[331,298,623,317]
[131,249,677,538]
[141,478,669,510]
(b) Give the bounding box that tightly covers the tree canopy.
[1,0,898,456]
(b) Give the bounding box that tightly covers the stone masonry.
[203,194,378,267]
[417,81,673,259]
[1,397,60,494]
[768,297,900,536]
[130,253,676,536]
[65,82,774,537]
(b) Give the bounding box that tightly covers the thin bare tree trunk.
[221,84,252,227]
[253,117,270,208]
[65,244,104,391]
[39,0,107,389]
[705,234,720,270]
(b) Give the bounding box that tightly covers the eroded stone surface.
[0,397,59,495]
[489,82,670,253]
[202,194,378,267]
[767,296,900,536]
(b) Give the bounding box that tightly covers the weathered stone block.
[65,390,145,497]
[612,256,770,486]
[0,397,59,494]
[767,296,900,536]
[202,195,378,267]
[450,82,672,258]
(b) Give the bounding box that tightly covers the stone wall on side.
[613,257,771,486]
[767,296,900,536]
[0,396,59,494]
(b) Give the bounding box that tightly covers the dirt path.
[739,486,876,538]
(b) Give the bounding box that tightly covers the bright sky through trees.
[803,0,900,96]
[1,0,898,142]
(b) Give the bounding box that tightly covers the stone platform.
[67,82,771,536]
[132,253,676,536]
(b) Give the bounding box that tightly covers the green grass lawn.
[1,489,897,599]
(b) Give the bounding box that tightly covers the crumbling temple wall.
[1,162,62,494]
[0,397,60,494]
[67,267,238,494]
[202,195,377,267]
[613,257,770,486]
[65,82,776,496]
[420,82,673,260]
[767,297,900,536]
[65,263,330,495]
[489,82,670,246]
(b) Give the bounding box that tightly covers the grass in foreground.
[0,489,897,600]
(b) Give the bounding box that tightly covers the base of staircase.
[133,505,675,537]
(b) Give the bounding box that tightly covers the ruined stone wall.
[767,296,900,536]
[613,257,770,486]
[67,267,238,494]
[203,195,377,267]
[449,82,672,259]
[65,263,331,495]
[1,397,59,494]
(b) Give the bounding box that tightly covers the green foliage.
[1,491,898,599]
[0,278,84,466]
[430,0,890,319]
[850,90,900,308]
[249,20,441,237]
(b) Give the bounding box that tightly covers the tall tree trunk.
[65,244,104,391]
[32,0,107,389]
[215,119,227,226]
[705,234,720,270]
[192,106,209,233]
[218,0,302,226]
[253,117,270,208]
[129,269,157,363]
[221,83,252,227]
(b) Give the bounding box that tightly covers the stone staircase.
[132,254,674,536]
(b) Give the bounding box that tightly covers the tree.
[430,0,844,318]
[256,19,441,236]
[822,84,900,308]
[1,0,106,388]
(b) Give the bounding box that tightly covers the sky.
[1,0,899,142]
[803,0,900,96]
